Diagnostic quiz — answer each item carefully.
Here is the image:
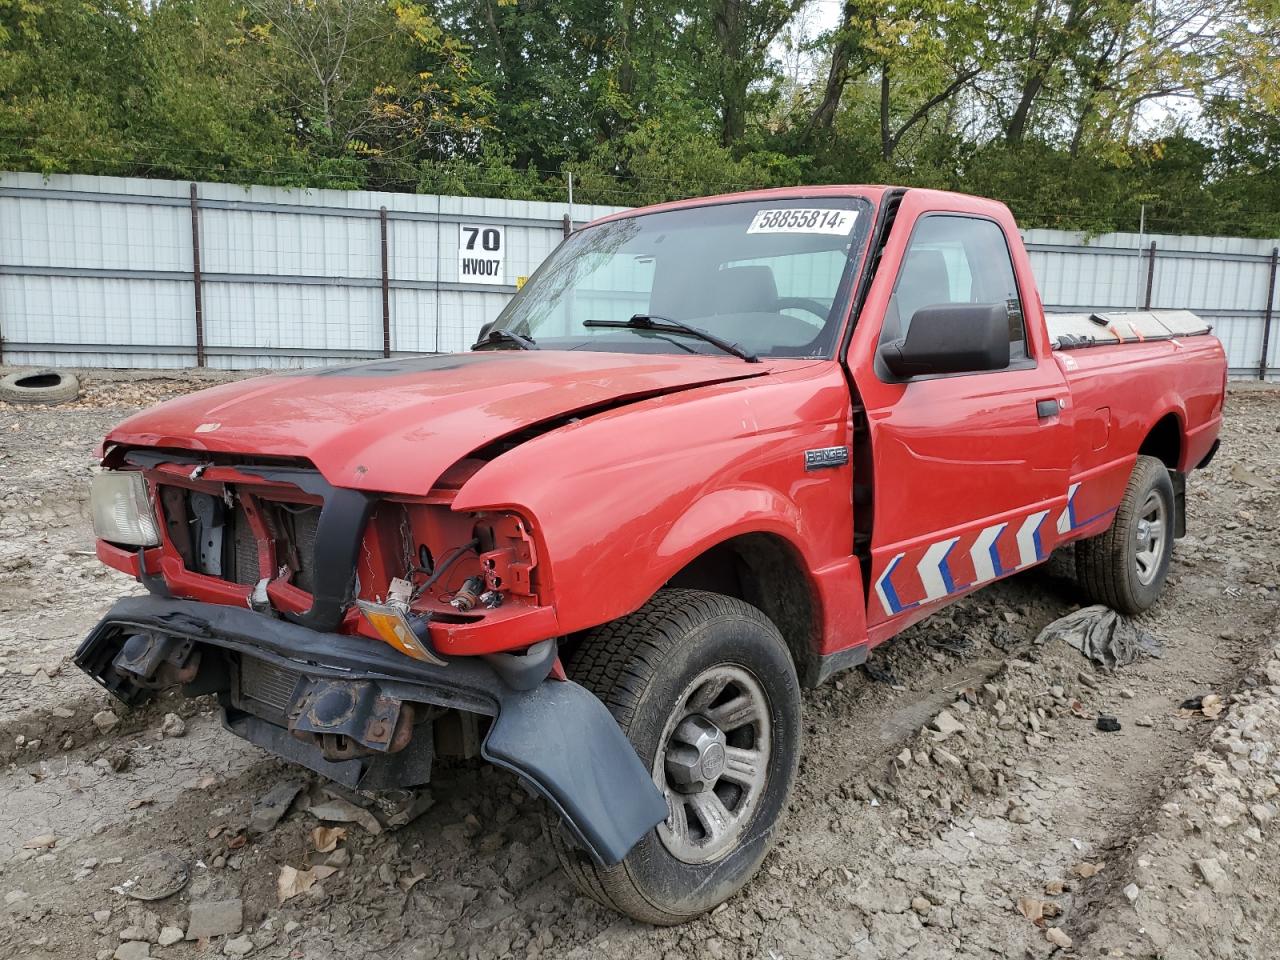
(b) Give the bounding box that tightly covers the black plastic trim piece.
[1171,470,1187,539]
[482,638,558,691]
[75,596,503,713]
[482,679,669,865]
[1196,439,1220,470]
[234,464,334,498]
[838,187,906,365]
[124,449,203,469]
[804,641,869,687]
[234,465,375,632]
[135,547,172,597]
[293,487,374,631]
[74,596,664,865]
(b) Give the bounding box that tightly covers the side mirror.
[879,302,1011,378]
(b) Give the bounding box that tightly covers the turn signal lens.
[90,471,160,547]
[356,601,445,666]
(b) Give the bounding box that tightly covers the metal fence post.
[380,207,391,358]
[434,199,441,353]
[1143,241,1157,310]
[1260,246,1279,381]
[189,183,206,367]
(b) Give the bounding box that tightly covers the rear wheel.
[545,589,800,925]
[1075,454,1175,614]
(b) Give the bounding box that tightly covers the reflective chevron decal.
[916,537,960,601]
[969,522,1008,586]
[1015,510,1051,567]
[873,553,910,616]
[875,501,1065,618]
[1055,482,1080,534]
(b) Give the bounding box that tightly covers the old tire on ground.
[546,588,801,925]
[0,369,80,405]
[1075,454,1175,614]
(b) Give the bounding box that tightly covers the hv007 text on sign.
[458,224,505,284]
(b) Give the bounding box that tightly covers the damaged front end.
[76,596,666,865]
[76,453,667,866]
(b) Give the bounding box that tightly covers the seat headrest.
[896,249,953,321]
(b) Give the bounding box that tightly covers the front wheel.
[545,589,801,925]
[1075,454,1176,614]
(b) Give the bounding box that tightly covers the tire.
[1075,454,1175,614]
[546,589,801,925]
[0,369,80,405]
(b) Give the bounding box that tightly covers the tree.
[0,0,141,172]
[238,0,490,171]
[700,0,805,146]
[2,0,1279,237]
[802,0,988,161]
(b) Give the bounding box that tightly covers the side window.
[883,215,1027,361]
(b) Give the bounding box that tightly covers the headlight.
[91,471,160,547]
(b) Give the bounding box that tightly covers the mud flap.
[483,679,669,866]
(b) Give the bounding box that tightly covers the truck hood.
[106,351,773,495]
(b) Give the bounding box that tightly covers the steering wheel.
[775,297,829,322]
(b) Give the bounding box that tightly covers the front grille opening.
[160,484,322,593]
[229,504,258,585]
[264,501,321,593]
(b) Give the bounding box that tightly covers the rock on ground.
[184,899,243,941]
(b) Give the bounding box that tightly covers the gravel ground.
[0,370,1276,960]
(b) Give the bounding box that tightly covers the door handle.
[1036,398,1061,419]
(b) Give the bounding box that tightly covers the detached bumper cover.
[74,595,667,865]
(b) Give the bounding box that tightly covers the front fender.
[450,361,855,644]
[655,484,807,566]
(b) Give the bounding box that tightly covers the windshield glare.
[491,197,872,359]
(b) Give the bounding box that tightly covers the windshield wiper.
[472,327,538,351]
[583,314,759,363]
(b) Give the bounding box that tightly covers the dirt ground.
[0,370,1277,960]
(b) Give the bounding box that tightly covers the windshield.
[489,197,873,359]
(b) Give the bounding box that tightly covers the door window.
[882,215,1027,361]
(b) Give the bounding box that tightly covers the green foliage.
[0,0,1277,237]
[567,114,805,207]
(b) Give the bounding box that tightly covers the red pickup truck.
[76,186,1225,923]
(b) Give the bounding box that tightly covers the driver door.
[852,203,1072,632]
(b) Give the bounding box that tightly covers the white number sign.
[458,224,506,285]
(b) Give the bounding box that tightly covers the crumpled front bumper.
[74,595,668,865]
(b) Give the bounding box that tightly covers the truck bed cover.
[1047,310,1212,350]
